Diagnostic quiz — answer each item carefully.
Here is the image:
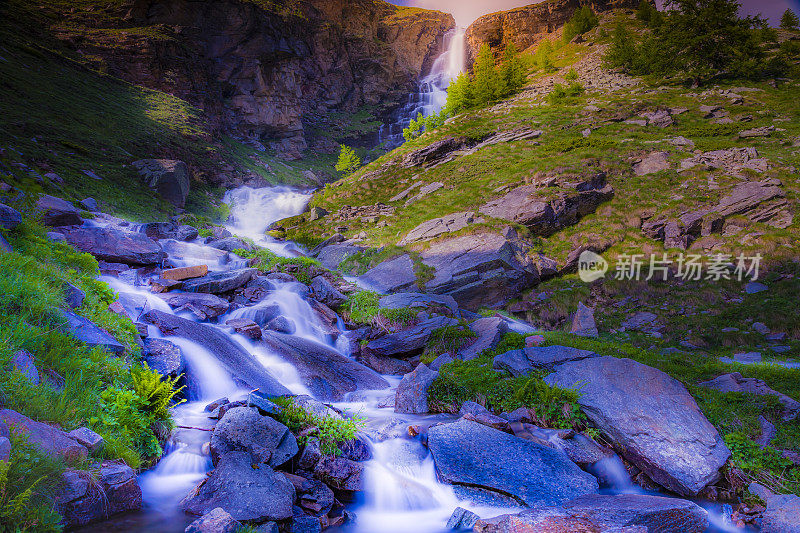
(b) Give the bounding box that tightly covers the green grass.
[233,248,321,284]
[272,396,364,456]
[340,291,416,329]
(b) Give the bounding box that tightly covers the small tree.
[563,6,599,42]
[335,145,361,175]
[472,44,498,107]
[499,42,527,97]
[536,39,557,73]
[604,23,638,71]
[780,8,800,31]
[444,71,473,115]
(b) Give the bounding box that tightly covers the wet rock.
[261,332,388,401]
[210,406,298,467]
[162,240,230,264]
[57,460,142,527]
[10,350,39,384]
[762,494,800,533]
[182,268,258,294]
[699,372,800,421]
[35,195,82,226]
[182,451,295,521]
[0,203,22,230]
[63,310,125,354]
[185,507,242,533]
[570,302,598,337]
[0,409,87,460]
[143,338,186,379]
[492,349,532,377]
[159,292,230,320]
[395,364,438,414]
[226,318,262,340]
[266,315,296,334]
[447,507,480,530]
[339,434,372,462]
[358,254,417,293]
[459,401,509,431]
[545,357,730,496]
[162,265,209,281]
[363,316,457,359]
[144,310,289,396]
[298,438,322,470]
[313,455,364,492]
[310,276,347,309]
[427,419,598,506]
[57,226,164,265]
[132,159,190,208]
[680,147,770,174]
[458,317,508,360]
[208,237,252,252]
[68,427,104,453]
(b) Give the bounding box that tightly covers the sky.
[388,0,800,27]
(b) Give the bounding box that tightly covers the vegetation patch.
[340,291,416,330]
[233,248,321,284]
[272,397,364,456]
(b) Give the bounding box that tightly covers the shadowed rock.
[58,226,164,265]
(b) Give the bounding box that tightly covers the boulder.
[143,338,186,379]
[447,507,480,530]
[0,409,87,461]
[0,203,22,230]
[185,507,242,533]
[0,437,9,463]
[68,427,104,453]
[523,345,598,370]
[182,451,295,521]
[144,310,290,396]
[699,372,800,421]
[762,494,800,533]
[316,245,364,270]
[492,349,532,377]
[358,254,417,293]
[63,310,125,354]
[209,237,252,252]
[358,351,413,375]
[459,401,510,431]
[182,268,258,294]
[401,136,472,168]
[633,151,671,176]
[266,316,296,334]
[132,159,190,207]
[210,406,298,467]
[570,302,598,337]
[362,316,457,359]
[427,419,598,506]
[35,195,82,226]
[310,276,347,309]
[421,232,540,311]
[57,460,142,527]
[457,317,508,360]
[80,198,99,212]
[261,332,389,401]
[10,350,39,384]
[63,281,86,309]
[379,292,459,316]
[226,318,262,340]
[545,357,730,496]
[395,364,438,414]
[313,455,364,491]
[159,292,230,320]
[162,265,209,281]
[398,212,482,245]
[58,226,164,265]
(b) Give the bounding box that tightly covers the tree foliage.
[781,8,800,31]
[563,6,599,42]
[335,144,361,175]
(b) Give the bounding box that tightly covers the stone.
[642,109,674,127]
[0,437,9,463]
[753,321,770,335]
[633,151,671,176]
[150,278,182,293]
[401,136,472,168]
[459,401,510,431]
[177,225,200,241]
[0,203,22,230]
[756,415,777,448]
[429,353,454,371]
[80,198,99,212]
[545,357,730,496]
[10,350,39,384]
[395,364,438,414]
[523,345,598,370]
[762,494,800,533]
[399,212,482,245]
[63,281,86,309]
[739,125,775,138]
[289,516,322,533]
[132,159,191,207]
[299,438,323,470]
[57,460,142,527]
[266,316,296,334]
[159,292,230,320]
[182,268,258,294]
[492,349,532,377]
[310,276,347,309]
[622,311,658,330]
[748,481,774,502]
[570,302,598,337]
[185,507,242,533]
[316,245,364,269]
[734,351,762,363]
[209,237,252,252]
[35,195,82,226]
[458,317,508,360]
[58,226,164,265]
[313,455,364,491]
[63,310,125,354]
[261,332,389,401]
[308,206,329,221]
[143,338,186,379]
[699,372,800,421]
[358,351,413,375]
[162,265,209,281]
[144,310,290,396]
[0,409,87,461]
[358,254,417,293]
[363,316,457,359]
[745,281,768,294]
[447,507,480,530]
[210,406,298,467]
[226,318,263,340]
[182,451,295,521]
[428,419,598,506]
[379,292,459,316]
[68,427,104,453]
[404,181,444,206]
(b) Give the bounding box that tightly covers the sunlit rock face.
[57,0,454,158]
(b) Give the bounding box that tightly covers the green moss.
[340,291,416,328]
[234,248,321,284]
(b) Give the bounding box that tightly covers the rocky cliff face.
[55,0,453,159]
[465,0,636,60]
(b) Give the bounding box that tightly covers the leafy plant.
[272,397,364,456]
[233,248,321,284]
[340,291,416,329]
[563,6,599,43]
[335,145,361,176]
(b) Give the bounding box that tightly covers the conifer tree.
[472,44,498,106]
[781,8,799,31]
[335,145,361,175]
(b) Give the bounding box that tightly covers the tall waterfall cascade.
[378,28,466,148]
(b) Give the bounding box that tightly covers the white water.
[379,28,466,148]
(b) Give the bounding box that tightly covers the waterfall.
[379,28,466,148]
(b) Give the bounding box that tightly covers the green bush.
[335,145,361,176]
[547,81,585,104]
[340,291,416,328]
[513,379,588,430]
[421,325,477,363]
[272,397,364,456]
[563,6,599,43]
[233,248,321,284]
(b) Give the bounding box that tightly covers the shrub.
[547,81,585,104]
[340,291,416,329]
[563,6,599,43]
[780,8,799,31]
[233,248,321,284]
[272,397,364,456]
[335,145,361,176]
[513,379,588,430]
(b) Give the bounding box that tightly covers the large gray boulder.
[310,276,347,309]
[378,292,459,316]
[316,245,364,270]
[427,419,598,507]
[362,316,457,359]
[545,357,730,496]
[358,254,417,293]
[182,269,258,294]
[394,364,438,414]
[144,310,289,396]
[185,507,242,533]
[457,317,508,360]
[210,406,298,467]
[181,451,295,521]
[0,409,87,461]
[56,460,142,527]
[0,203,22,230]
[58,226,164,265]
[142,338,185,379]
[35,195,82,227]
[159,292,231,320]
[63,310,125,355]
[762,494,800,533]
[313,455,364,491]
[699,372,800,421]
[398,212,482,245]
[132,159,190,208]
[261,332,389,401]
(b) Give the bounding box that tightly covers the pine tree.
[444,71,473,115]
[780,8,799,31]
[499,43,527,97]
[536,39,556,73]
[335,145,361,175]
[471,44,498,107]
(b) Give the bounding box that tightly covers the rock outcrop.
[132,159,190,207]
